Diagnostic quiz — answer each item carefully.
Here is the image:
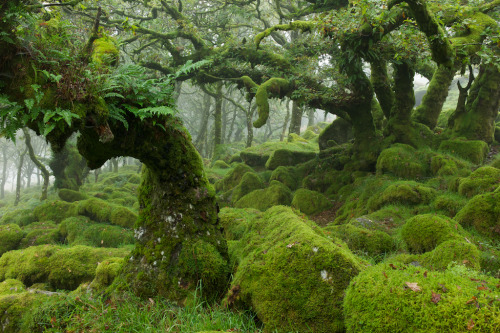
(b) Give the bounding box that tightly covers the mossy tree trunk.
[280,99,291,141]
[23,128,50,200]
[246,104,256,148]
[370,59,394,119]
[214,82,223,148]
[77,113,229,302]
[194,93,211,156]
[448,63,500,143]
[14,148,27,206]
[289,101,302,135]
[1,145,8,199]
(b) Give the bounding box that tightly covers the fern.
[108,104,129,130]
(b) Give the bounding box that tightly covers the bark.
[77,112,229,302]
[1,145,8,199]
[111,158,119,173]
[246,104,256,147]
[194,93,211,155]
[23,128,50,200]
[370,60,394,119]
[280,100,291,141]
[213,82,223,149]
[307,108,315,127]
[226,108,237,143]
[289,101,302,135]
[14,148,27,206]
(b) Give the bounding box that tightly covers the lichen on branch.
[255,21,315,48]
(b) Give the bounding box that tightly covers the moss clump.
[0,209,36,227]
[344,264,500,333]
[432,193,468,217]
[291,189,333,215]
[76,198,137,228]
[234,181,292,211]
[376,144,430,179]
[220,163,255,192]
[0,244,129,290]
[87,257,123,293]
[430,154,472,177]
[0,279,25,295]
[0,224,25,256]
[91,37,119,66]
[457,166,500,197]
[240,140,317,168]
[367,181,437,211]
[223,206,363,333]
[419,240,481,271]
[455,191,500,239]
[19,222,59,248]
[0,292,43,333]
[326,224,395,258]
[439,139,489,164]
[109,206,137,228]
[33,200,78,223]
[230,172,264,204]
[212,160,231,169]
[269,166,300,190]
[265,149,316,170]
[58,189,89,202]
[401,214,464,253]
[318,118,353,150]
[301,129,318,140]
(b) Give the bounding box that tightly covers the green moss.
[212,160,231,169]
[240,140,317,168]
[419,240,481,271]
[291,189,333,215]
[0,279,25,295]
[439,139,489,164]
[458,166,500,197]
[223,206,363,333]
[20,222,59,248]
[265,149,316,170]
[0,244,129,291]
[325,224,395,258]
[77,198,113,221]
[253,78,291,128]
[455,191,500,239]
[301,129,318,140]
[430,153,472,177]
[269,166,300,190]
[318,118,353,150]
[401,214,463,253]
[0,209,36,227]
[432,193,468,217]
[0,224,25,256]
[220,163,255,192]
[367,181,437,212]
[376,144,430,179]
[91,37,119,66]
[234,181,292,211]
[344,264,500,333]
[58,189,89,202]
[110,206,137,228]
[34,200,78,223]
[0,292,44,333]
[230,172,264,204]
[87,257,123,293]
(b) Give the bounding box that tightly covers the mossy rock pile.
[221,206,363,333]
[455,190,500,239]
[239,141,317,168]
[439,139,489,164]
[217,163,254,192]
[58,189,88,202]
[19,221,59,248]
[0,224,25,256]
[265,149,316,170]
[457,166,500,197]
[291,188,333,215]
[234,181,292,211]
[367,181,436,211]
[33,201,78,223]
[431,193,468,217]
[230,172,264,204]
[376,144,431,179]
[344,264,499,332]
[318,117,353,150]
[269,166,300,190]
[0,209,36,227]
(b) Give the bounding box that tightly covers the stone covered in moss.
[212,160,231,169]
[220,163,254,192]
[419,240,481,271]
[301,129,318,140]
[344,264,500,333]
[0,224,25,257]
[58,189,89,202]
[318,117,353,150]
[458,166,500,197]
[0,244,129,290]
[234,181,292,211]
[0,292,44,333]
[265,149,316,170]
[92,37,119,66]
[367,181,436,211]
[291,189,332,215]
[269,166,300,190]
[455,191,500,239]
[432,193,468,217]
[76,198,137,228]
[222,206,363,332]
[230,172,264,204]
[0,279,25,295]
[19,221,59,248]
[439,138,489,164]
[430,154,471,177]
[401,214,463,253]
[326,224,395,257]
[376,144,430,179]
[87,257,123,293]
[240,140,317,168]
[0,209,36,227]
[33,200,78,223]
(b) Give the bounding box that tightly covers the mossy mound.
[430,154,471,177]
[326,224,395,258]
[33,201,78,223]
[19,222,59,248]
[0,292,44,333]
[219,163,254,192]
[367,181,437,211]
[318,117,353,150]
[234,181,292,211]
[212,160,231,169]
[240,141,317,168]
[401,214,463,253]
[91,37,119,66]
[59,216,134,248]
[0,279,25,295]
[457,166,500,197]
[439,139,489,164]
[344,264,500,333]
[455,191,500,239]
[87,257,123,293]
[222,206,363,333]
[291,189,333,215]
[419,240,481,271]
[230,172,264,204]
[0,245,129,290]
[58,189,89,202]
[431,193,468,217]
[269,166,300,190]
[265,149,316,170]
[301,129,318,140]
[77,198,137,228]
[0,224,25,256]
[376,144,430,179]
[0,209,36,227]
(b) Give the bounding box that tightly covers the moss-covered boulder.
[344,264,500,333]
[234,181,292,211]
[240,141,317,168]
[301,129,318,140]
[291,189,333,215]
[58,189,89,202]
[0,292,44,333]
[439,139,489,164]
[220,163,254,192]
[0,224,25,256]
[230,172,264,204]
[33,200,78,223]
[19,222,59,248]
[0,209,36,227]
[325,224,395,257]
[212,160,231,169]
[222,206,363,332]
[458,166,500,197]
[376,144,430,179]
[401,214,463,253]
[76,198,137,228]
[269,166,300,190]
[0,245,129,290]
[367,182,437,211]
[87,257,124,293]
[318,117,353,150]
[431,193,468,217]
[265,149,316,170]
[419,240,481,271]
[455,191,500,239]
[430,154,471,177]
[0,279,25,295]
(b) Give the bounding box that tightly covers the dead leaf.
[431,291,441,304]
[438,283,448,292]
[405,282,421,292]
[477,285,488,291]
[466,296,478,305]
[423,271,427,278]
[389,263,398,270]
[383,271,388,279]
[467,318,475,330]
